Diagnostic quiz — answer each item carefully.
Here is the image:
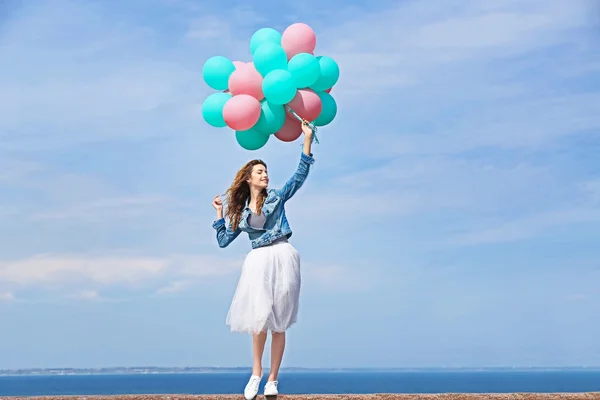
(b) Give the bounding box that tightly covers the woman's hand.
[301,120,313,138]
[212,195,224,220]
[302,120,313,156]
[212,195,223,210]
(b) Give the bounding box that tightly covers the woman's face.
[247,163,269,189]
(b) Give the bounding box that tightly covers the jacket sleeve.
[212,218,242,248]
[275,152,315,202]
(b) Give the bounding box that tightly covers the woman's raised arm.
[275,121,315,202]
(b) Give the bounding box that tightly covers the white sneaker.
[244,374,262,400]
[264,380,279,396]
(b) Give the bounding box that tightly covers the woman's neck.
[249,187,262,205]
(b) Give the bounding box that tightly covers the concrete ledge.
[2,394,600,399]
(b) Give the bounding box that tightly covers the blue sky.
[1,0,599,369]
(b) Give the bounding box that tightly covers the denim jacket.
[212,151,315,249]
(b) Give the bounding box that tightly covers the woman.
[211,121,315,399]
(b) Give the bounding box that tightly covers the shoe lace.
[249,376,261,390]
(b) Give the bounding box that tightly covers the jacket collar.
[244,189,277,210]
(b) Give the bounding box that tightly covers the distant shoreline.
[2,366,600,376]
[1,393,600,400]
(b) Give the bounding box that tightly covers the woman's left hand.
[301,120,314,156]
[301,120,313,138]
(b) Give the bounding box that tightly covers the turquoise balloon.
[202,56,235,90]
[254,100,285,135]
[235,128,270,150]
[314,91,337,126]
[310,56,340,92]
[253,43,288,77]
[262,70,297,105]
[250,28,282,54]
[202,92,232,127]
[288,53,320,88]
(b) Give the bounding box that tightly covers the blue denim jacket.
[212,152,315,249]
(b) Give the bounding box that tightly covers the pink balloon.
[223,94,261,131]
[275,115,302,142]
[233,61,246,69]
[281,23,317,60]
[288,88,322,121]
[228,63,264,100]
[325,88,332,93]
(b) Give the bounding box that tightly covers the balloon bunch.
[201,23,339,150]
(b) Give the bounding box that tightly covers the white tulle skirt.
[226,239,301,334]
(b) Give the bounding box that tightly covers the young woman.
[211,121,315,399]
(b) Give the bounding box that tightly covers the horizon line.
[2,366,600,372]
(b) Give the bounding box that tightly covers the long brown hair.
[225,159,268,231]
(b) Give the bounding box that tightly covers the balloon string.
[285,106,320,145]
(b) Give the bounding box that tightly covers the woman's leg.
[268,331,286,382]
[252,331,268,376]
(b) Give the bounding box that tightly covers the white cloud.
[291,191,420,221]
[174,254,242,277]
[66,290,121,302]
[287,151,600,247]
[446,207,600,246]
[0,252,243,292]
[293,155,554,221]
[1,66,190,129]
[155,280,194,295]
[0,158,41,182]
[320,0,589,93]
[342,92,600,159]
[185,5,266,41]
[68,290,101,300]
[303,263,380,292]
[567,293,590,302]
[316,2,599,157]
[0,251,374,299]
[582,180,600,203]
[0,292,16,302]
[411,12,553,50]
[30,195,173,222]
[0,255,169,286]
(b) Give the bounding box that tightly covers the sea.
[1,370,600,396]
